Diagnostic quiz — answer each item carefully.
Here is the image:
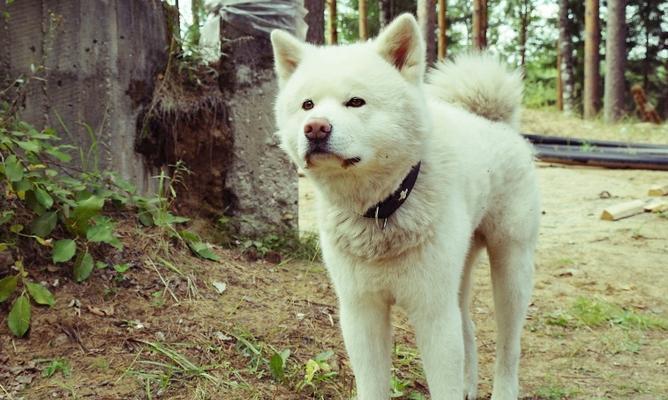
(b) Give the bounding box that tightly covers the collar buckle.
[363,161,421,225]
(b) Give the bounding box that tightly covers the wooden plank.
[600,200,645,221]
[648,184,668,196]
[644,199,668,212]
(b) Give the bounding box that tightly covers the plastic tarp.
[200,0,305,62]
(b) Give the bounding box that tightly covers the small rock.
[214,331,233,341]
[52,333,69,347]
[212,281,227,295]
[16,374,33,384]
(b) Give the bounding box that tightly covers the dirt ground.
[2,111,668,399]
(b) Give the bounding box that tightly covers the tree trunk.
[359,0,368,40]
[557,44,564,111]
[327,0,337,44]
[518,0,532,67]
[643,20,650,90]
[603,0,627,122]
[304,0,325,44]
[175,0,181,35]
[379,0,392,28]
[417,0,436,64]
[584,0,601,119]
[558,0,576,113]
[191,0,202,45]
[473,0,487,49]
[438,0,446,60]
[482,0,488,47]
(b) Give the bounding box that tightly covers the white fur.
[272,14,539,400]
[427,52,525,130]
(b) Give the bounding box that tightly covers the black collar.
[363,162,421,222]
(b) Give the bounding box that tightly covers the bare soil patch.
[2,109,667,399]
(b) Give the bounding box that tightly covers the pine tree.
[359,0,368,40]
[583,0,601,119]
[305,0,325,44]
[558,0,577,113]
[626,0,666,118]
[517,0,534,67]
[438,0,447,60]
[418,0,437,64]
[327,0,338,44]
[603,0,627,122]
[473,0,487,49]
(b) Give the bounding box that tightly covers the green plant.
[269,348,291,382]
[295,350,338,392]
[40,358,72,378]
[234,230,321,263]
[135,163,191,231]
[535,383,577,400]
[233,331,270,375]
[133,162,218,261]
[579,141,595,153]
[544,297,668,331]
[0,88,131,335]
[0,76,218,337]
[389,345,426,399]
[125,341,221,398]
[0,260,55,337]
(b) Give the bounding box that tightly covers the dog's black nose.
[304,118,332,141]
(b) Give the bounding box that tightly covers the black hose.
[523,133,668,150]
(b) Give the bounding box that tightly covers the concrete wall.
[219,5,303,236]
[0,0,168,193]
[1,0,302,236]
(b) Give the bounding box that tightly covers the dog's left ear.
[374,14,425,84]
[271,30,305,87]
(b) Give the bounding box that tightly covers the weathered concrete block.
[218,2,303,236]
[1,0,302,237]
[0,0,168,193]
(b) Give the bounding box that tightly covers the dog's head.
[271,14,430,179]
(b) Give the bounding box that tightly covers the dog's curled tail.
[426,52,523,130]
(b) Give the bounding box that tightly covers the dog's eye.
[302,100,314,110]
[346,97,366,108]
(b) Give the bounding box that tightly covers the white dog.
[271,14,539,400]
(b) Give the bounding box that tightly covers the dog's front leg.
[339,295,392,400]
[403,255,465,400]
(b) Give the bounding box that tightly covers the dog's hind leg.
[487,241,534,400]
[339,295,392,400]
[461,236,485,400]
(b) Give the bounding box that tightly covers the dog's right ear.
[374,14,425,84]
[271,30,304,87]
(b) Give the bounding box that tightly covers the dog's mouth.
[305,146,361,169]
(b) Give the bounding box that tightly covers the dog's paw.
[464,376,478,400]
[464,387,478,400]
